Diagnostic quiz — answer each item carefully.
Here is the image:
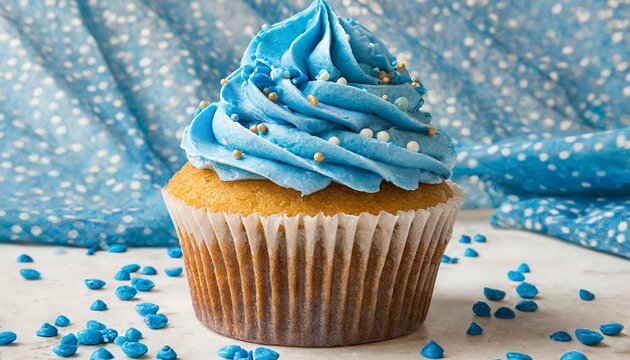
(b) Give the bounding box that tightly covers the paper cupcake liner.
[162,182,463,347]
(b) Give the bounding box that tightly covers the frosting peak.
[182,0,456,195]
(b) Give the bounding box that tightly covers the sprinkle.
[87,320,106,330]
[121,264,141,273]
[441,255,451,263]
[420,340,444,359]
[549,330,572,342]
[84,278,106,290]
[60,333,78,345]
[53,343,78,357]
[230,114,240,121]
[316,70,330,81]
[115,270,131,281]
[494,307,516,319]
[90,299,108,311]
[449,257,459,264]
[115,285,138,300]
[313,152,325,163]
[20,268,41,280]
[164,267,183,277]
[515,300,538,312]
[86,247,96,255]
[600,323,624,336]
[90,348,114,360]
[144,313,169,329]
[261,24,270,30]
[459,235,471,243]
[142,266,158,275]
[249,125,258,133]
[114,336,129,346]
[344,34,351,41]
[220,78,228,86]
[382,94,389,101]
[218,345,248,359]
[136,302,160,316]
[394,96,409,110]
[55,315,70,327]
[483,287,505,301]
[516,263,531,273]
[157,345,178,360]
[308,95,319,106]
[377,71,388,79]
[257,123,268,134]
[382,76,391,84]
[199,100,209,109]
[232,149,242,160]
[17,253,33,263]
[508,271,525,282]
[472,301,491,317]
[406,140,420,152]
[429,126,437,137]
[122,341,149,358]
[579,289,595,301]
[0,331,17,345]
[560,351,588,360]
[267,92,278,102]
[167,247,182,258]
[336,77,347,85]
[575,329,604,346]
[125,327,143,341]
[254,347,280,360]
[473,234,486,242]
[411,81,421,87]
[131,278,155,292]
[108,244,127,253]
[506,352,532,360]
[328,136,340,145]
[376,131,390,142]
[464,248,479,257]
[397,62,406,70]
[359,128,374,138]
[466,322,483,335]
[36,322,58,337]
[516,282,539,299]
[101,328,118,343]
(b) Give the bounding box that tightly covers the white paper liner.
[162,181,464,347]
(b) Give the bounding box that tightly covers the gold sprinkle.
[249,125,258,133]
[220,78,228,86]
[377,71,388,80]
[382,94,390,101]
[308,95,319,106]
[314,152,324,163]
[256,123,268,134]
[397,62,406,70]
[428,127,437,137]
[232,149,242,160]
[411,81,421,87]
[198,100,209,109]
[267,92,278,102]
[382,76,391,85]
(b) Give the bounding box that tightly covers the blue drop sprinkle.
[115,270,131,281]
[600,322,624,336]
[157,345,178,360]
[55,315,70,327]
[574,328,604,346]
[473,234,487,243]
[86,320,106,330]
[135,302,160,316]
[167,247,183,258]
[449,257,459,264]
[53,343,78,357]
[507,270,525,282]
[108,244,127,253]
[36,322,58,337]
[515,300,538,312]
[16,253,33,263]
[101,328,118,343]
[516,282,539,299]
[84,278,106,290]
[122,341,149,358]
[0,331,17,346]
[472,301,491,317]
[254,347,280,360]
[125,327,143,341]
[420,340,444,359]
[90,299,108,311]
[506,352,532,360]
[90,347,114,360]
[218,345,248,359]
[77,329,104,345]
[464,248,479,257]
[60,333,77,345]
[120,264,141,273]
[114,335,129,346]
[579,289,595,301]
[494,307,516,319]
[560,351,589,360]
[142,266,158,275]
[145,313,169,329]
[115,285,137,301]
[549,330,572,342]
[441,255,451,263]
[466,322,483,335]
[86,247,96,256]
[131,278,155,292]
[165,267,183,277]
[483,287,506,301]
[20,268,41,280]
[516,263,531,273]
[458,235,471,244]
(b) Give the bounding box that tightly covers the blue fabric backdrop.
[0,0,628,257]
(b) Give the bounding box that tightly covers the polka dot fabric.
[0,1,628,256]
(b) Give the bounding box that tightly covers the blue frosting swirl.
[182,0,456,195]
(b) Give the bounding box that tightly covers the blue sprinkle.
[0,331,17,345]
[516,282,539,299]
[136,302,160,316]
[579,289,595,301]
[441,255,451,263]
[131,278,155,292]
[218,345,248,359]
[255,347,279,360]
[115,270,131,281]
[458,235,471,243]
[165,267,183,277]
[549,330,572,342]
[55,315,70,327]
[420,340,444,359]
[449,257,459,264]
[494,307,516,319]
[560,351,589,360]
[60,333,78,345]
[122,341,149,358]
[506,352,532,360]
[473,234,487,243]
[507,270,525,282]
[142,266,158,275]
[20,268,41,280]
[87,320,106,330]
[600,322,624,336]
[101,328,118,343]
[575,329,604,346]
[125,327,143,341]
[515,300,538,312]
[466,322,483,335]
[90,347,114,360]
[77,328,104,345]
[483,287,506,301]
[36,322,58,337]
[167,247,183,258]
[86,247,96,256]
[516,263,531,273]
[120,264,141,273]
[114,336,129,346]
[144,313,169,329]
[84,278,106,290]
[157,345,178,360]
[464,248,479,257]
[472,301,491,317]
[53,343,78,357]
[90,299,108,311]
[17,253,33,263]
[108,244,127,253]
[115,285,137,300]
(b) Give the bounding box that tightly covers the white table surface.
[1,210,628,360]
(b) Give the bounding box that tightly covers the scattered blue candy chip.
[466,322,483,335]
[115,285,138,300]
[507,270,525,282]
[121,264,141,273]
[114,335,129,346]
[16,253,33,263]
[600,322,624,336]
[36,322,58,337]
[472,301,491,317]
[516,282,539,299]
[135,302,160,316]
[579,289,595,301]
[53,343,78,357]
[86,247,96,256]
[157,345,178,360]
[145,313,169,329]
[449,257,459,264]
[115,270,131,281]
[87,320,106,330]
[494,307,516,319]
[20,268,41,280]
[165,267,183,277]
[218,344,248,359]
[122,341,149,358]
[101,328,118,343]
[131,278,155,292]
[420,340,444,359]
[167,247,183,258]
[516,263,531,273]
[60,333,78,345]
[458,235,471,244]
[55,315,70,327]
[90,299,108,311]
[142,266,158,275]
[84,278,106,290]
[108,244,127,253]
[560,351,589,360]
[441,255,451,263]
[483,287,506,301]
[90,347,114,360]
[575,329,604,346]
[506,352,532,360]
[0,331,17,345]
[464,248,479,257]
[125,327,143,341]
[473,234,487,243]
[77,328,104,345]
[255,347,279,360]
[549,330,572,342]
[515,300,538,312]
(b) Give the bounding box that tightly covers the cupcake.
[163,0,463,347]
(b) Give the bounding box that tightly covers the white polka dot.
[559,151,570,160]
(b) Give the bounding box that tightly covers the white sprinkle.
[317,70,330,81]
[336,77,347,85]
[261,24,270,31]
[328,136,340,146]
[344,34,351,41]
[359,128,374,138]
[394,97,409,111]
[406,141,419,152]
[376,131,390,142]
